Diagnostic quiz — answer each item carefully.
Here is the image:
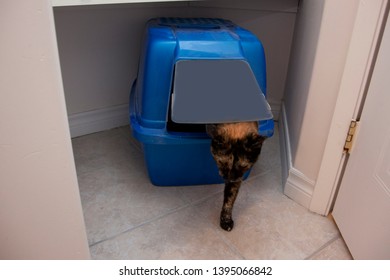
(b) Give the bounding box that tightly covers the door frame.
[309,0,389,215]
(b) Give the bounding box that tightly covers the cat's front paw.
[220,217,234,231]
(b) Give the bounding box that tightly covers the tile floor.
[72,123,353,260]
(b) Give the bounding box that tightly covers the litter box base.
[142,142,251,186]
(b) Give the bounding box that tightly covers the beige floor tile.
[72,127,139,175]
[194,172,340,259]
[309,237,353,260]
[74,124,346,260]
[248,178,340,255]
[77,127,226,246]
[194,180,307,259]
[90,203,242,260]
[78,157,187,245]
[177,183,224,204]
[117,125,142,151]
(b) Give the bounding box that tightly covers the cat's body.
[206,121,265,231]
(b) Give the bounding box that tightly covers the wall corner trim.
[280,103,315,209]
[68,104,129,138]
[284,167,315,209]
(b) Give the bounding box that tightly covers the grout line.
[86,125,284,258]
[245,169,272,183]
[304,234,341,260]
[180,186,225,205]
[89,190,225,249]
[88,204,188,248]
[214,230,247,260]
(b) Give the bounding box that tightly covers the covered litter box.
[129,17,274,186]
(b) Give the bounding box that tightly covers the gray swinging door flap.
[171,60,273,124]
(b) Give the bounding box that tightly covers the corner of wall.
[279,103,315,209]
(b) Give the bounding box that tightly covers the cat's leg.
[220,181,241,231]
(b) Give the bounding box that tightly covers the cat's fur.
[206,122,266,231]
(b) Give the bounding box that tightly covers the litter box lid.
[170,59,273,124]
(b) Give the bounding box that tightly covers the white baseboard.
[68,104,129,138]
[279,103,315,209]
[279,103,291,186]
[284,167,315,209]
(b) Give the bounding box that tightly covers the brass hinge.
[344,120,360,153]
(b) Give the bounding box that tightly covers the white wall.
[54,0,298,136]
[0,0,90,259]
[54,2,192,115]
[282,0,359,208]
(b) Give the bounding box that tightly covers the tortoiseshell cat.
[206,122,266,231]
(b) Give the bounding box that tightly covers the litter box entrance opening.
[167,97,206,133]
[166,121,206,133]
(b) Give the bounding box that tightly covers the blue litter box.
[130,17,274,186]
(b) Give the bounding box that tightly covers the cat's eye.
[244,134,264,150]
[237,160,250,169]
[212,139,228,148]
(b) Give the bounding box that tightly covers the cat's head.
[207,123,266,182]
